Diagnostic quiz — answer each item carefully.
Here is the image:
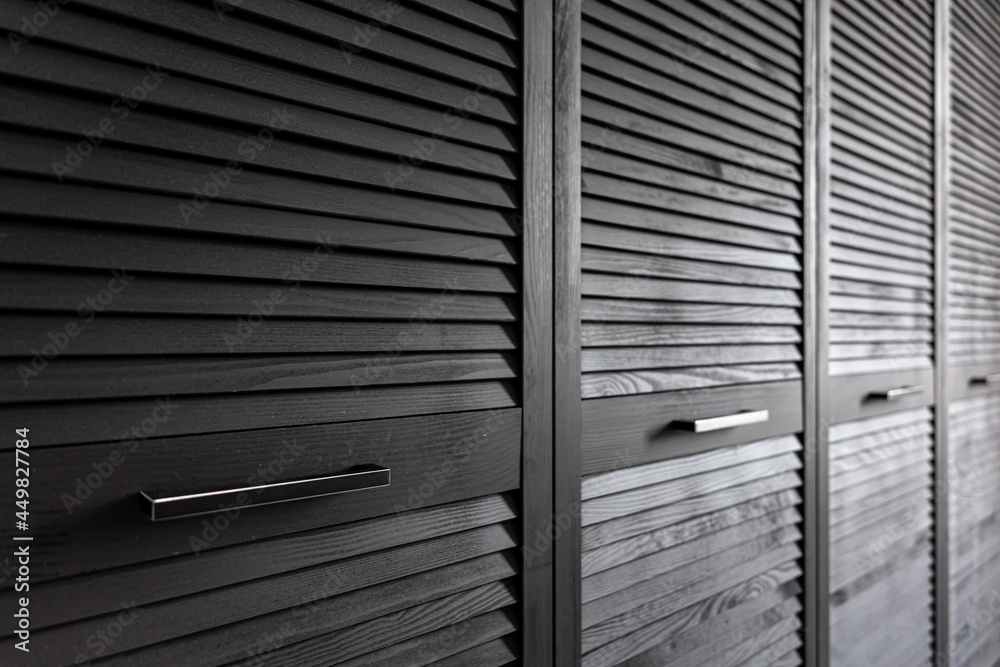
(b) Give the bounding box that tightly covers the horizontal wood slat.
[580,437,804,666]
[828,408,935,666]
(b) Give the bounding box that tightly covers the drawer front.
[828,408,935,667]
[0,409,520,582]
[581,436,804,666]
[830,368,935,424]
[947,363,1000,403]
[582,380,802,475]
[17,494,520,667]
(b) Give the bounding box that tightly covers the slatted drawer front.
[828,0,936,377]
[948,395,1000,667]
[578,0,804,399]
[0,0,522,444]
[949,0,1000,372]
[16,494,519,667]
[580,436,805,667]
[828,408,935,667]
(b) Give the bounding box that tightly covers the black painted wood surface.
[578,0,806,405]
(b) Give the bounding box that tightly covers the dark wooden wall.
[1,0,1000,665]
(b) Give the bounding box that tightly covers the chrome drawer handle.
[140,464,390,521]
[869,385,924,401]
[673,409,769,433]
[971,373,1000,385]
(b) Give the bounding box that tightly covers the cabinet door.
[827,0,937,422]
[0,0,525,663]
[576,0,807,664]
[946,1,1000,665]
[824,1,939,663]
[827,409,935,667]
[579,0,806,473]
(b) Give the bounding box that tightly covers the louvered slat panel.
[947,394,1000,667]
[580,436,804,666]
[828,408,935,666]
[946,6,1000,664]
[25,495,519,666]
[0,0,524,662]
[0,0,522,445]
[948,0,1000,375]
[829,0,936,377]
[578,0,804,399]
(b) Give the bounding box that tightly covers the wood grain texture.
[9,493,519,666]
[947,393,1000,667]
[520,0,556,663]
[828,0,937,387]
[0,2,527,662]
[580,438,804,666]
[581,380,804,475]
[827,408,935,666]
[0,409,522,580]
[577,0,806,409]
[0,0,526,433]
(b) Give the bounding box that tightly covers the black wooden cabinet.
[2,0,1000,666]
[571,1,808,664]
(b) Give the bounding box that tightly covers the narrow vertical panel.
[815,0,834,663]
[934,0,952,661]
[947,1,1000,666]
[522,0,556,663]
[554,0,583,664]
[802,0,822,662]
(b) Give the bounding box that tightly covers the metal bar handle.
[673,409,770,434]
[140,464,391,521]
[971,373,1000,385]
[869,385,924,402]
